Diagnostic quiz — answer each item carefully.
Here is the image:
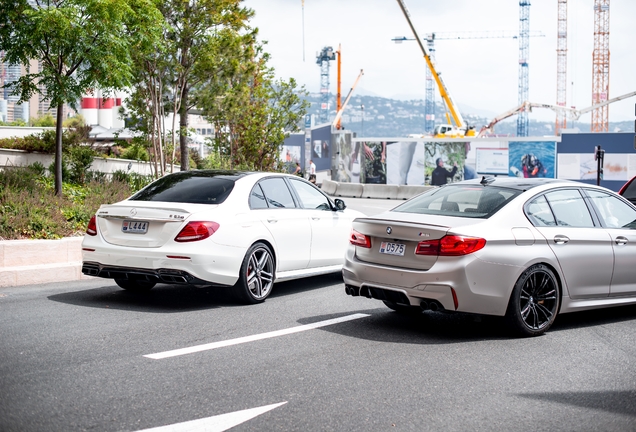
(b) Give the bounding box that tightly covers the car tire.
[234,242,275,304]
[114,278,156,292]
[505,264,560,337]
[383,300,421,315]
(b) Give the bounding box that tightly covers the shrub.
[0,167,139,240]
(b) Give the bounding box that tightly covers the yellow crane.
[395,0,476,137]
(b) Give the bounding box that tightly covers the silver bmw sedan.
[343,177,636,336]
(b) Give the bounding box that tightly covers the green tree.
[0,0,163,195]
[198,37,309,170]
[159,0,253,171]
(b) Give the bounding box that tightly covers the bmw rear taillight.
[350,229,371,248]
[416,235,485,256]
[86,216,97,236]
[174,221,220,242]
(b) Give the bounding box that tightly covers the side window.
[544,189,595,227]
[526,195,556,226]
[258,178,296,209]
[289,179,331,210]
[587,190,636,229]
[249,184,268,209]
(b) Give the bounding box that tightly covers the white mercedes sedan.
[82,170,363,303]
[343,177,636,336]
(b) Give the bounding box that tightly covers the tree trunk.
[54,104,64,196]
[179,85,189,171]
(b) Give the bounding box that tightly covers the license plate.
[379,242,405,256]
[122,220,149,234]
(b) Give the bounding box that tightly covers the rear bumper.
[342,245,521,316]
[81,234,245,286]
[82,262,214,286]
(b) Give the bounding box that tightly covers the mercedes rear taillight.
[86,216,97,236]
[174,221,220,242]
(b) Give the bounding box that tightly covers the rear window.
[129,171,237,204]
[393,185,520,218]
[622,178,636,203]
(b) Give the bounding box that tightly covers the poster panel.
[475,148,509,175]
[333,132,357,183]
[557,153,636,181]
[425,141,466,186]
[357,141,393,184]
[386,141,425,185]
[508,141,556,178]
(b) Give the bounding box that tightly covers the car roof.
[455,177,576,191]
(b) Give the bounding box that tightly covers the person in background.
[431,157,457,186]
[293,162,302,176]
[309,159,317,184]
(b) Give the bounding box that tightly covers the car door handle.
[615,236,628,246]
[553,235,569,244]
[311,217,321,221]
[267,219,278,224]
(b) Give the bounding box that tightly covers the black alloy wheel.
[506,264,560,336]
[235,242,275,304]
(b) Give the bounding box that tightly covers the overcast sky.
[243,0,636,124]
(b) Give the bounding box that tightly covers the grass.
[0,166,143,240]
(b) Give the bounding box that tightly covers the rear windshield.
[129,171,236,204]
[623,179,636,202]
[393,184,521,218]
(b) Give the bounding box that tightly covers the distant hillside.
[302,93,635,137]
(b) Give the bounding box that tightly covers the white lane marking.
[135,401,287,432]
[144,313,369,360]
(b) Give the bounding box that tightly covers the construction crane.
[592,0,610,132]
[556,0,568,135]
[332,69,364,129]
[316,46,336,124]
[393,30,545,134]
[335,44,342,130]
[479,90,636,137]
[517,0,530,137]
[394,0,475,138]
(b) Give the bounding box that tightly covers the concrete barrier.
[334,182,363,198]
[361,183,398,199]
[0,237,94,287]
[320,179,338,196]
[397,185,435,200]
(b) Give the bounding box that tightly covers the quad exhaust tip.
[420,299,443,312]
[344,285,360,297]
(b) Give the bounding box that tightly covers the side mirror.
[334,198,346,211]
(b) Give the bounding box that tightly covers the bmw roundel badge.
[386,226,392,234]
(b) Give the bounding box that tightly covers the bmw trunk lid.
[352,217,450,270]
[96,203,194,248]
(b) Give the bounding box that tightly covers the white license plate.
[379,242,405,256]
[122,220,149,234]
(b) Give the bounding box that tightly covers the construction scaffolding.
[591,0,610,132]
[556,0,567,135]
[517,0,530,137]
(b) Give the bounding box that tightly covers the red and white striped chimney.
[98,93,114,129]
[80,91,98,125]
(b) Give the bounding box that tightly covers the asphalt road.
[1,198,635,431]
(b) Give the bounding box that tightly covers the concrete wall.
[321,179,434,200]
[0,148,161,176]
